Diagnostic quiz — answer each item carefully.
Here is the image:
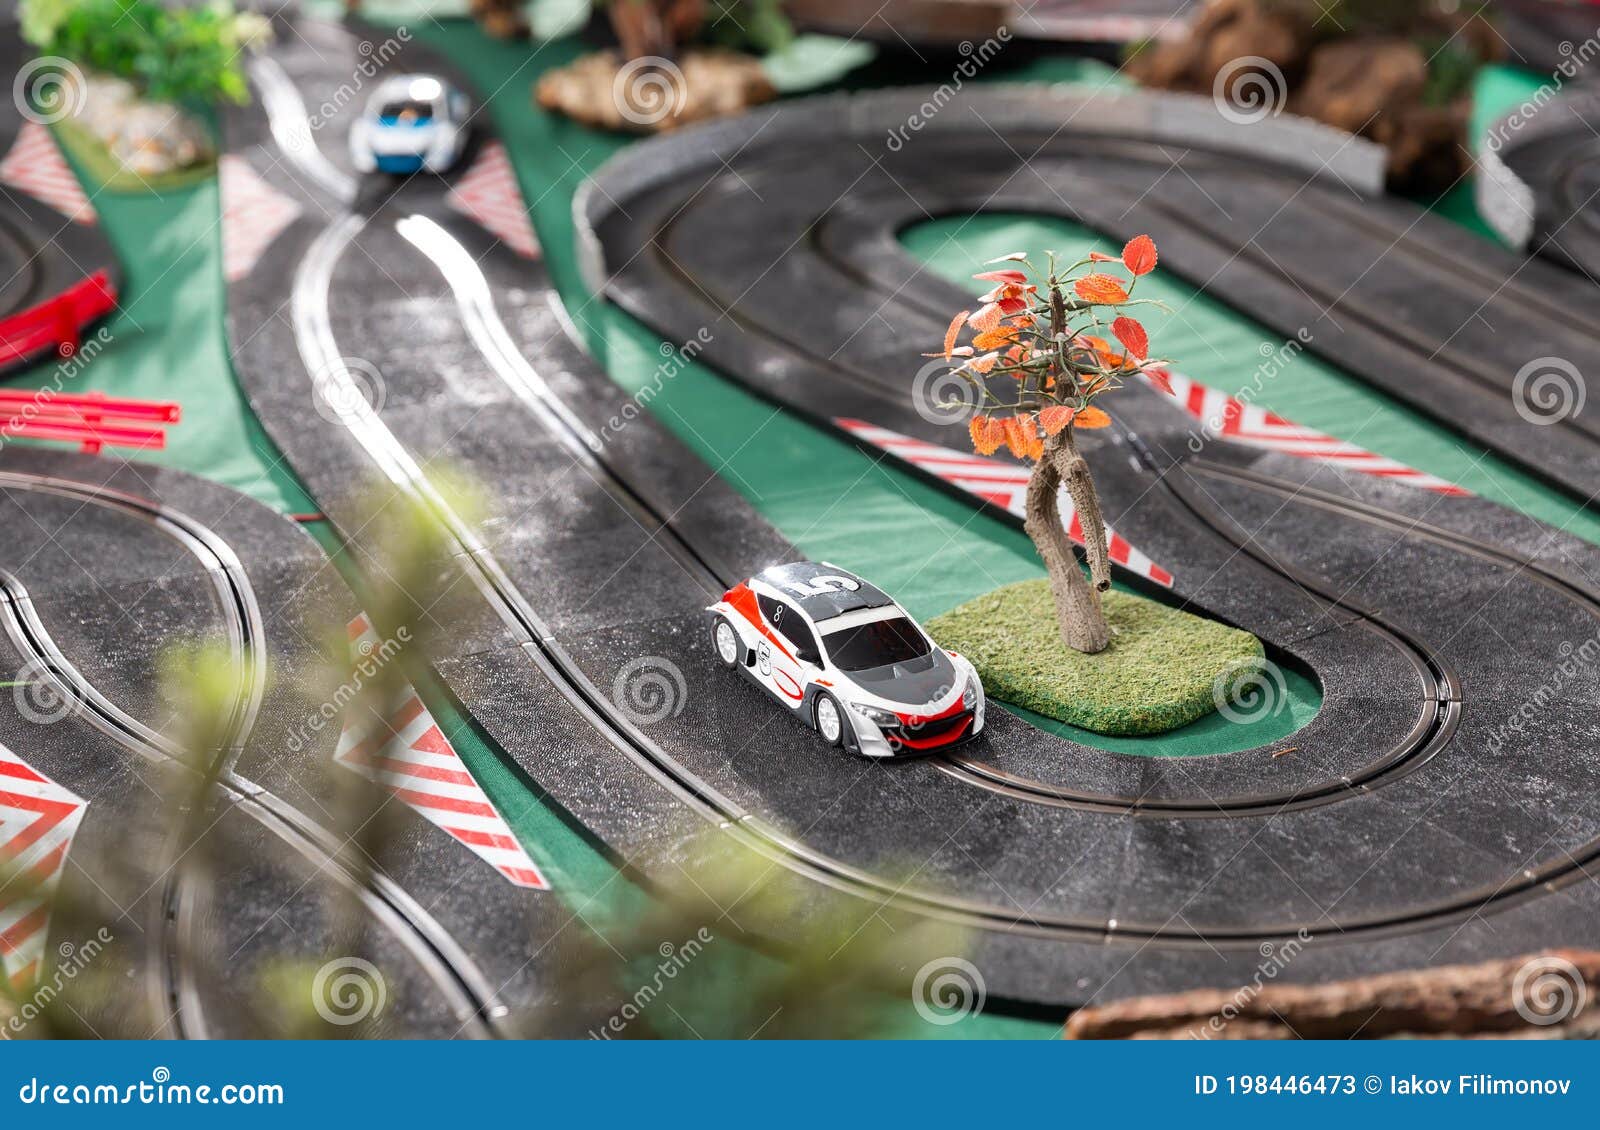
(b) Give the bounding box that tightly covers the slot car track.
[0,452,543,1038]
[580,87,1600,509]
[0,472,506,1040]
[571,85,1600,988]
[1480,83,1600,283]
[213,16,1600,1008]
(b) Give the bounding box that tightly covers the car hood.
[839,648,961,712]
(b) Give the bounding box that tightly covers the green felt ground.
[0,22,1574,1035]
[929,580,1266,736]
[50,116,216,194]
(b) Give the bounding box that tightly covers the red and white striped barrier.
[0,122,94,224]
[836,418,1175,587]
[1156,369,1469,496]
[334,616,549,890]
[218,155,302,282]
[446,142,540,260]
[0,743,89,989]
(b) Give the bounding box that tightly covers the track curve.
[1480,84,1600,284]
[566,83,1600,994]
[582,85,1600,506]
[0,471,507,1039]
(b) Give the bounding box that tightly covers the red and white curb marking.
[1156,369,1469,496]
[837,418,1175,587]
[0,122,95,224]
[219,155,303,282]
[446,142,540,260]
[334,615,549,890]
[0,744,88,989]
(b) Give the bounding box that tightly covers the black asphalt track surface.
[0,448,576,1036]
[214,18,1600,1009]
[575,86,1600,986]
[581,87,1600,509]
[1481,83,1600,284]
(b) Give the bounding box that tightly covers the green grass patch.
[928,579,1265,736]
[51,117,215,194]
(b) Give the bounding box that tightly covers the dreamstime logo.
[589,927,714,1039]
[312,957,387,1026]
[300,27,413,139]
[1212,56,1287,125]
[1187,929,1313,1038]
[1512,356,1585,426]
[612,656,687,726]
[1484,28,1600,153]
[600,328,713,443]
[286,624,410,754]
[884,28,1012,151]
[310,356,387,424]
[912,956,985,1026]
[613,56,687,127]
[2,927,114,1039]
[911,358,981,426]
[1512,955,1588,1027]
[1212,657,1288,724]
[11,658,82,726]
[14,57,85,125]
[1486,631,1600,753]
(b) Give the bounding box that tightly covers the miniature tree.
[933,235,1171,655]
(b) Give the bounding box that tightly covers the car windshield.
[379,100,434,122]
[822,616,930,672]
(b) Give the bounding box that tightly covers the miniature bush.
[20,0,267,105]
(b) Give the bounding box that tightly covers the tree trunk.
[1025,429,1112,654]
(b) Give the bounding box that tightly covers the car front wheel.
[814,692,845,747]
[712,617,741,668]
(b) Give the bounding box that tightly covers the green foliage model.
[20,0,268,105]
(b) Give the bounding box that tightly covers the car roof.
[370,74,452,106]
[755,561,895,621]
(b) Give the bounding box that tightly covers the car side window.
[757,594,820,663]
[783,617,820,665]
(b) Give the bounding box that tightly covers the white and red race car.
[707,562,986,757]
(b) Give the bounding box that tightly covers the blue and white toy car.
[348,74,470,176]
[708,562,986,757]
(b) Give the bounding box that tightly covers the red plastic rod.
[0,390,181,423]
[0,418,166,450]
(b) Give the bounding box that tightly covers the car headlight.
[961,676,980,710]
[850,702,898,728]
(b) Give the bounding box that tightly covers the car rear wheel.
[814,692,845,747]
[712,617,741,668]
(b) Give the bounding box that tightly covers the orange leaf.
[1111,315,1148,360]
[1073,274,1130,305]
[1122,234,1158,276]
[1144,365,1174,396]
[943,310,968,360]
[1001,416,1034,458]
[1038,405,1075,435]
[970,416,1002,456]
[1074,405,1112,429]
[967,351,1000,374]
[968,303,1002,331]
[1088,251,1117,262]
[971,326,1014,350]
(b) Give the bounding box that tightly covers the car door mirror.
[796,646,821,666]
